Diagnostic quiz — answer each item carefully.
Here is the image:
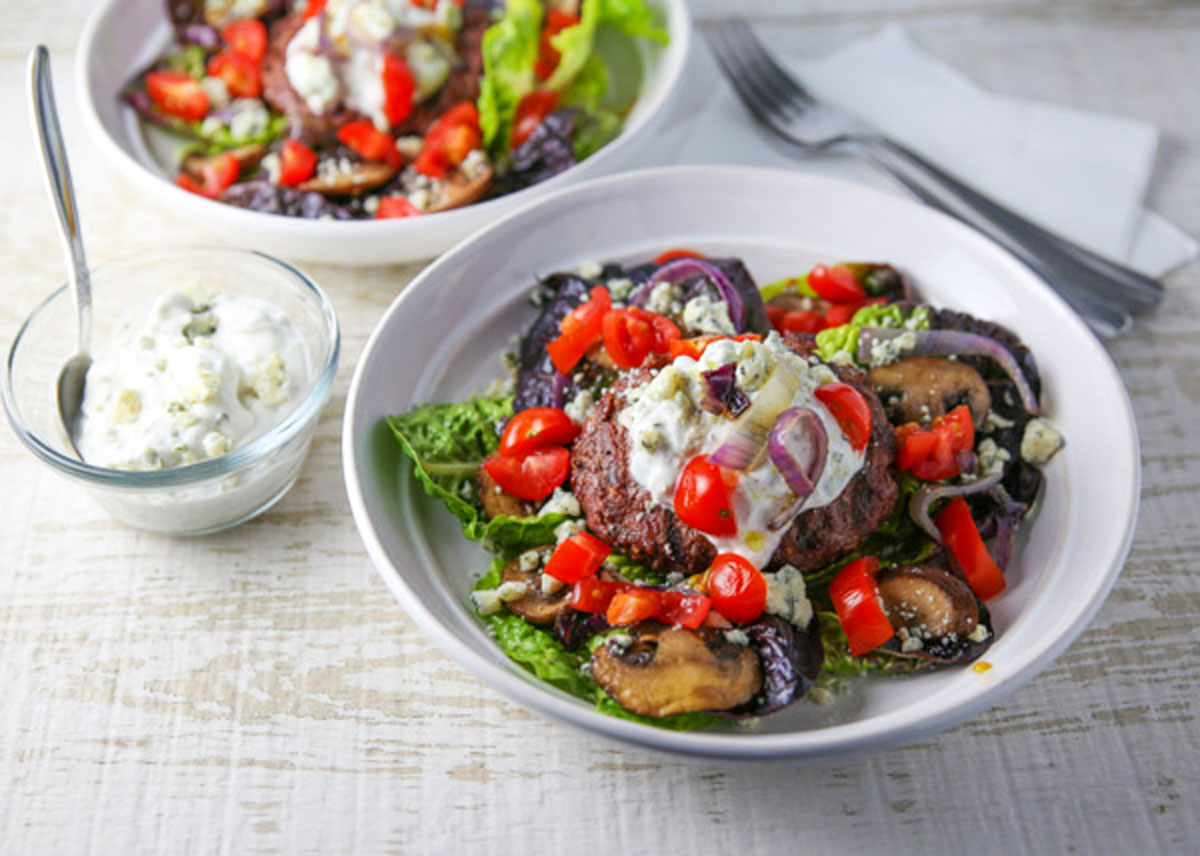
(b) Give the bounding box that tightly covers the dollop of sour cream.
[616,333,865,567]
[76,288,308,471]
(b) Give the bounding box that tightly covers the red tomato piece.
[221,18,267,63]
[894,424,939,472]
[896,405,975,481]
[278,138,317,186]
[207,50,261,98]
[935,497,1006,601]
[303,0,327,19]
[667,336,716,361]
[375,196,421,219]
[829,556,894,656]
[822,301,861,329]
[780,309,825,334]
[673,455,737,537]
[415,102,481,176]
[602,308,656,368]
[382,54,415,127]
[815,382,873,451]
[646,311,681,352]
[656,591,713,629]
[511,90,559,149]
[706,554,767,624]
[176,151,241,199]
[544,531,611,584]
[654,248,705,265]
[146,71,210,122]
[606,588,662,626]
[499,407,580,456]
[534,9,580,80]
[337,120,402,170]
[481,446,569,501]
[808,264,867,303]
[546,286,611,374]
[570,578,631,613]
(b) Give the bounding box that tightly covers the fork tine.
[705,22,797,127]
[720,18,816,111]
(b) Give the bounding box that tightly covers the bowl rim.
[74,0,692,238]
[341,163,1141,759]
[3,244,340,487]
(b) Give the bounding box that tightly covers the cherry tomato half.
[337,120,403,169]
[499,407,580,456]
[546,286,611,375]
[146,71,210,122]
[382,54,415,127]
[829,556,894,656]
[807,264,867,303]
[814,382,873,451]
[654,248,705,265]
[706,554,766,624]
[221,18,268,63]
[606,588,662,626]
[207,50,261,98]
[673,455,737,537]
[278,138,317,187]
[375,196,421,219]
[511,90,559,150]
[481,446,569,501]
[895,405,974,481]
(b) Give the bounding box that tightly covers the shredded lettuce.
[812,612,922,694]
[478,0,543,152]
[814,303,931,364]
[386,396,567,550]
[759,274,817,303]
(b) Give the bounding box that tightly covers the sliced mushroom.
[877,563,980,644]
[591,624,761,718]
[297,162,396,196]
[180,144,267,181]
[765,291,819,314]
[477,464,535,520]
[426,164,493,213]
[868,356,990,426]
[499,548,571,625]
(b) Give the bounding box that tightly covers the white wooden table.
[3,2,1198,852]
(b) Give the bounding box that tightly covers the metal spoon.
[28,45,92,456]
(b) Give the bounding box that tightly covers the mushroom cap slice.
[426,164,492,213]
[877,563,980,642]
[868,356,991,426]
[499,548,571,626]
[476,464,536,520]
[297,162,396,196]
[180,144,267,181]
[591,625,762,718]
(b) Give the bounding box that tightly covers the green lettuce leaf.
[759,273,817,303]
[546,0,667,92]
[814,303,931,365]
[813,612,923,690]
[478,0,543,152]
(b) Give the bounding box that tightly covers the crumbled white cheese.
[764,565,813,629]
[681,294,735,336]
[260,152,282,184]
[228,98,270,142]
[967,622,989,643]
[1020,417,1064,465]
[606,277,634,303]
[897,626,925,653]
[286,18,339,114]
[539,488,581,518]
[867,331,917,367]
[199,75,230,109]
[517,549,543,572]
[540,574,566,596]
[554,518,585,545]
[563,389,595,425]
[470,581,528,616]
[976,438,1011,477]
[645,282,682,316]
[724,629,750,646]
[577,260,603,280]
[982,410,1015,433]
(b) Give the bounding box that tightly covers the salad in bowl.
[385,250,1064,728]
[118,0,669,220]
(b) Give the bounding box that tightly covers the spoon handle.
[28,45,92,353]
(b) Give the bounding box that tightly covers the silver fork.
[706,17,1164,337]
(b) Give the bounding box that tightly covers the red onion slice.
[648,258,746,331]
[857,327,1039,415]
[708,361,803,472]
[766,409,828,530]
[908,469,1005,545]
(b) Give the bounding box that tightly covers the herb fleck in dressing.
[77,289,308,470]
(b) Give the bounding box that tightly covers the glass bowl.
[4,246,339,535]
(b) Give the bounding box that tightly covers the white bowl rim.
[341,164,1140,759]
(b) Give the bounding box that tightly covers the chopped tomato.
[654,248,705,265]
[829,556,894,656]
[895,405,974,481]
[571,577,631,613]
[706,554,767,624]
[207,50,261,98]
[146,71,210,122]
[668,336,718,361]
[602,308,656,368]
[936,497,1006,601]
[814,383,872,451]
[337,120,402,170]
[674,455,737,537]
[303,0,327,19]
[278,138,317,186]
[544,531,611,584]
[511,90,559,149]
[808,264,867,303]
[534,9,580,80]
[656,591,712,629]
[546,286,611,374]
[500,407,580,456]
[824,296,889,329]
[779,309,824,334]
[220,18,267,63]
[606,588,662,626]
[375,196,421,219]
[175,151,240,199]
[382,54,415,127]
[481,446,569,501]
[414,102,481,177]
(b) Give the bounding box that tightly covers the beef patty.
[570,342,898,574]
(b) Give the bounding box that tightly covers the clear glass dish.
[4,246,339,535]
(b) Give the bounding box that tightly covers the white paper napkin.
[666,24,1197,278]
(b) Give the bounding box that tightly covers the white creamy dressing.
[285,0,455,129]
[77,288,308,471]
[616,333,866,567]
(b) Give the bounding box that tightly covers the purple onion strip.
[647,258,746,331]
[908,470,1005,545]
[766,408,828,530]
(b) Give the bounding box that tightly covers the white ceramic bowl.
[342,165,1139,758]
[75,0,690,265]
[5,246,339,535]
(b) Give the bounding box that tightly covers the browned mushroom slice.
[764,291,819,314]
[426,164,492,213]
[477,464,536,520]
[877,563,980,643]
[499,548,570,625]
[180,144,268,181]
[591,625,762,718]
[297,162,396,196]
[868,356,991,426]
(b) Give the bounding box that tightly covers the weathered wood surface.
[1,1,1197,853]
